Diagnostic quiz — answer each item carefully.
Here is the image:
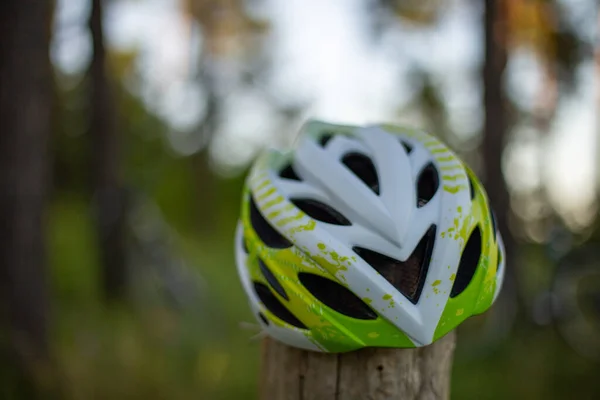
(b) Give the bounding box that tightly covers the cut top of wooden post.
[260,331,456,400]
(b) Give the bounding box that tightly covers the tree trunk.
[482,0,509,245]
[88,0,128,301]
[482,0,518,297]
[595,6,600,210]
[260,332,456,400]
[0,0,54,395]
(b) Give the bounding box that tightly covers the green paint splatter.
[443,184,467,194]
[442,174,466,181]
[263,195,284,209]
[257,187,276,200]
[255,179,270,191]
[267,210,282,219]
[288,220,316,234]
[440,165,462,171]
[276,211,304,227]
[432,280,441,287]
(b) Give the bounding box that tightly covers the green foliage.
[49,66,263,398]
[43,1,600,398]
[48,195,100,307]
[49,194,259,399]
[453,325,600,400]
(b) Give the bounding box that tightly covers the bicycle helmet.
[234,120,505,352]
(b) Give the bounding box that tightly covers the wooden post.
[260,332,456,400]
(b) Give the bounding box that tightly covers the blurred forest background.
[1,0,600,399]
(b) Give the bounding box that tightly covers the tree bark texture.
[88,0,128,300]
[0,0,54,394]
[482,0,510,254]
[260,332,456,400]
[482,0,520,301]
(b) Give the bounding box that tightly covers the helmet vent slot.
[249,195,292,249]
[450,226,482,298]
[490,209,498,242]
[258,312,269,326]
[353,225,436,304]
[417,163,439,207]
[253,282,306,329]
[279,164,302,181]
[241,234,249,254]
[291,198,351,226]
[341,152,380,195]
[319,133,334,147]
[401,140,413,154]
[259,258,289,300]
[298,273,377,320]
[496,247,503,276]
[468,176,476,200]
[279,163,302,181]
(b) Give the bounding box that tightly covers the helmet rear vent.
[241,234,249,254]
[450,226,482,298]
[249,195,292,249]
[253,282,307,329]
[353,225,436,304]
[468,176,476,200]
[417,163,439,207]
[496,247,503,275]
[258,258,289,300]
[319,133,334,147]
[490,209,498,242]
[401,140,413,154]
[291,198,351,226]
[279,163,302,181]
[341,152,380,195]
[258,312,269,326]
[298,273,377,320]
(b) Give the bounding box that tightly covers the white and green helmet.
[235,120,505,352]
